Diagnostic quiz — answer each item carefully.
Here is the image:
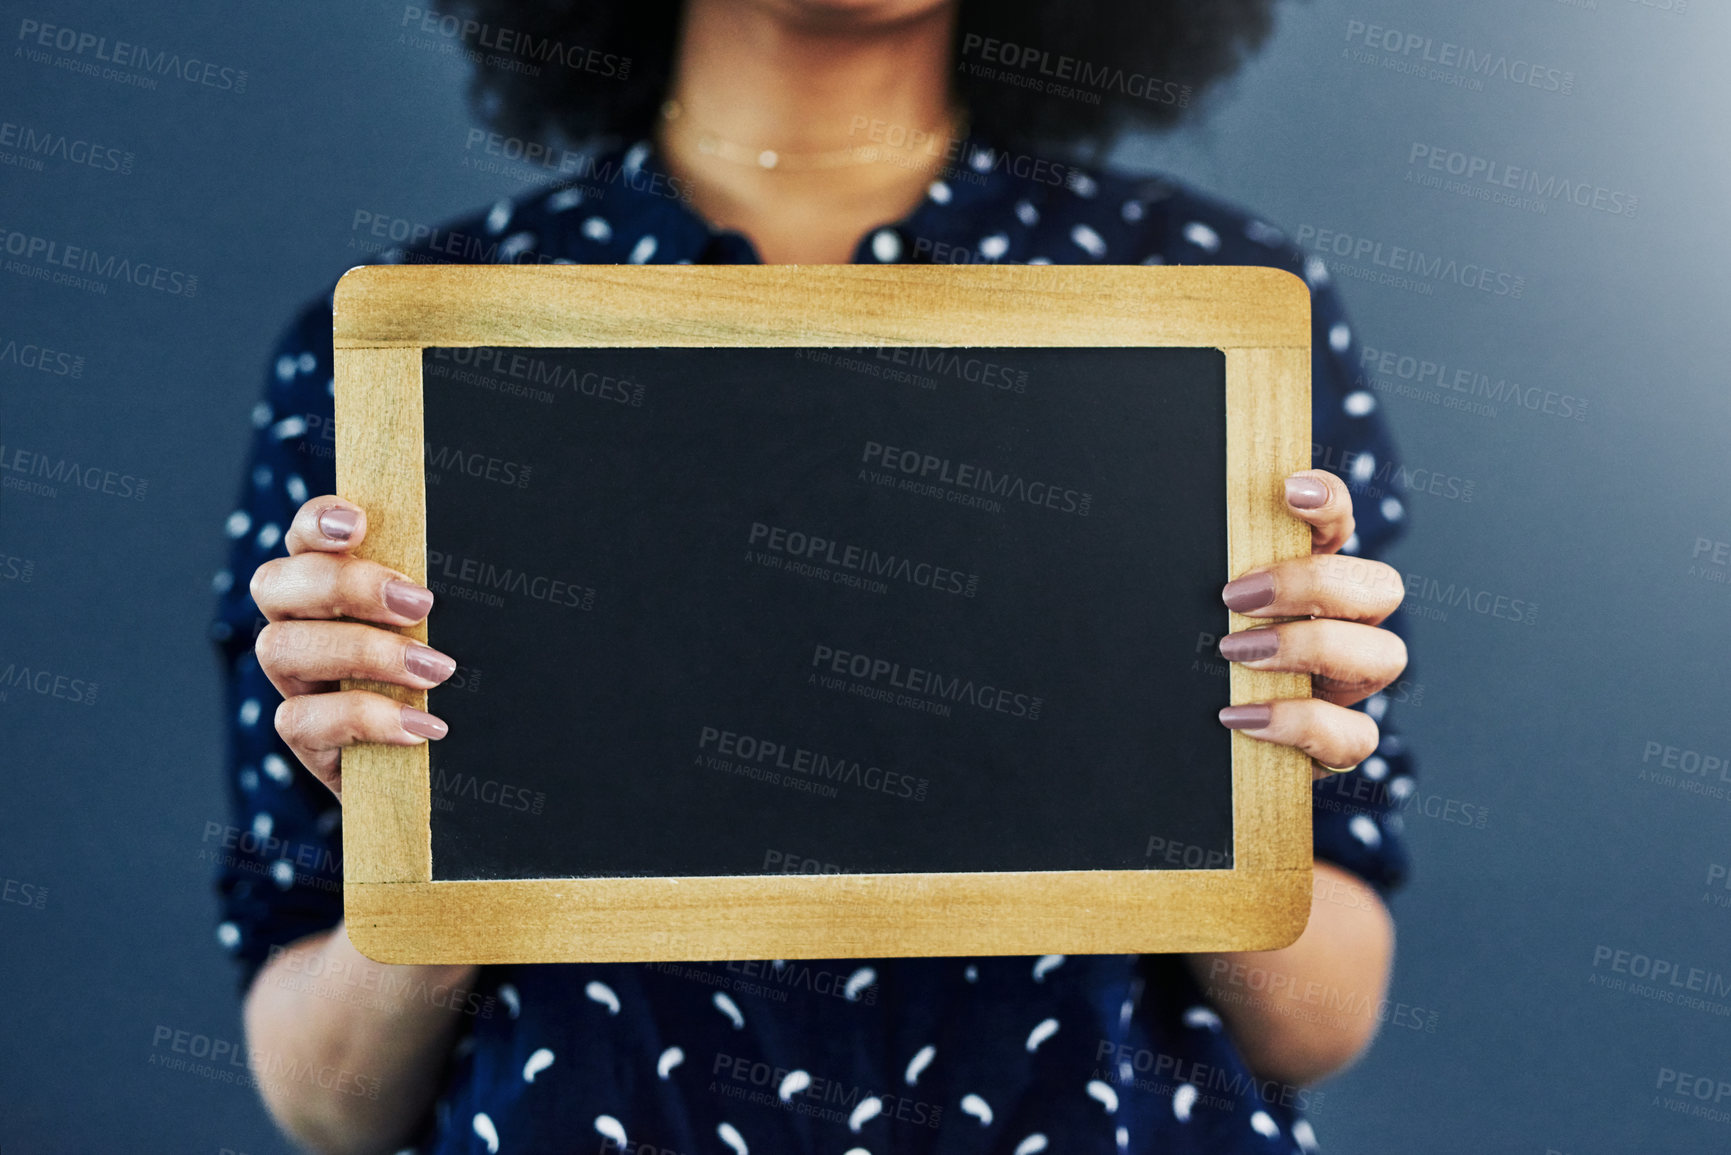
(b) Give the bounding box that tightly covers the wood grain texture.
[333,264,1310,350]
[332,264,1315,961]
[333,345,432,884]
[1225,346,1316,877]
[345,869,1311,964]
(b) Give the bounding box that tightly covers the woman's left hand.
[1217,469,1407,777]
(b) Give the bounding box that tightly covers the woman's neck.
[656,0,960,263]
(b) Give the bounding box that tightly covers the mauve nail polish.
[384,579,435,619]
[400,706,448,740]
[1285,476,1329,509]
[1219,630,1280,662]
[1219,704,1273,730]
[1222,572,1276,612]
[318,507,358,541]
[404,643,456,683]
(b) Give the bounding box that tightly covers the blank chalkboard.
[332,264,1314,964]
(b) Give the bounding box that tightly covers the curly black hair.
[435,0,1284,158]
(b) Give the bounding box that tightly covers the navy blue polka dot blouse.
[211,135,1416,1155]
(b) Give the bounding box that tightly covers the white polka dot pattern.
[205,131,1417,1155]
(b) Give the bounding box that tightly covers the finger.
[1219,698,1379,771]
[275,690,448,795]
[1217,620,1407,707]
[256,620,456,701]
[1284,470,1355,555]
[250,552,435,626]
[1222,553,1404,626]
[286,496,367,557]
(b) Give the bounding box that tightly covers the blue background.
[2,2,1727,1151]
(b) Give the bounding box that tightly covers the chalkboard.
[422,344,1231,881]
[332,264,1314,964]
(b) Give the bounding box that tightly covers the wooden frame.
[332,264,1313,964]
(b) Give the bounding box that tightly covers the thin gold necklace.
[659,97,967,173]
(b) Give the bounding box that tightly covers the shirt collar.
[538,128,1065,266]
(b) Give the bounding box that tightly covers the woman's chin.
[737,0,955,32]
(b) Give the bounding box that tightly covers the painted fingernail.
[1222,572,1276,613]
[404,643,456,683]
[318,506,359,541]
[1285,476,1330,509]
[1219,629,1280,662]
[1219,704,1274,730]
[384,579,435,619]
[401,706,448,740]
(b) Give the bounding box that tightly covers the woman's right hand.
[250,495,455,800]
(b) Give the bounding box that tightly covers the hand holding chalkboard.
[329,264,1322,964]
[1214,468,1408,777]
[249,494,454,802]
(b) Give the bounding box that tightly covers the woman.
[211,1,1415,1151]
